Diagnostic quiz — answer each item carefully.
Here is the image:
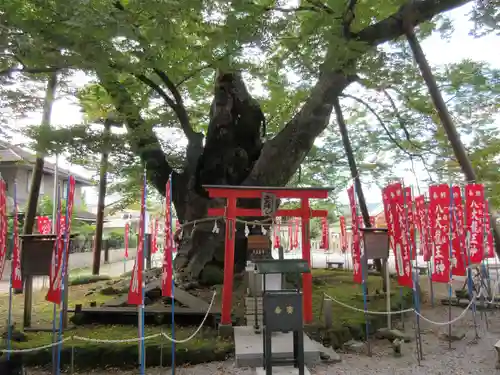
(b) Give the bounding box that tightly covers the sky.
[12,3,500,212]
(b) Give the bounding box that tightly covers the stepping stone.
[439,331,466,341]
[343,339,366,353]
[255,366,311,375]
[314,341,341,363]
[375,328,412,343]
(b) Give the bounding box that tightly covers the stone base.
[234,326,320,368]
[218,323,233,338]
[255,366,311,375]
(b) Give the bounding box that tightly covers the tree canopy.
[1,0,499,207]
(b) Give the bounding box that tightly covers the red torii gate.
[204,185,331,326]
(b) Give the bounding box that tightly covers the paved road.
[0,250,163,295]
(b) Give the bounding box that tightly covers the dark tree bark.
[23,73,58,235]
[98,0,470,286]
[92,118,118,275]
[403,17,500,259]
[333,98,383,276]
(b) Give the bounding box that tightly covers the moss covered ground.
[0,268,414,368]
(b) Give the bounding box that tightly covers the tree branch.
[0,66,61,76]
[353,0,471,46]
[97,69,172,196]
[248,0,469,187]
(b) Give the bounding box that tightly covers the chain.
[0,292,217,354]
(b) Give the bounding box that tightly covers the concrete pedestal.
[234,326,320,368]
[256,366,311,375]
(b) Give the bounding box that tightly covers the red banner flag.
[382,186,396,258]
[450,187,466,276]
[386,183,413,287]
[339,216,347,253]
[429,184,451,283]
[162,177,173,297]
[11,183,22,290]
[404,187,417,260]
[320,217,329,250]
[357,216,363,228]
[273,220,281,249]
[152,218,159,254]
[124,223,130,258]
[0,180,7,280]
[293,218,299,249]
[414,195,431,261]
[347,186,362,283]
[128,178,146,305]
[46,176,76,304]
[37,216,52,234]
[465,184,485,264]
[484,201,495,259]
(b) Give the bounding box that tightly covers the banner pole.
[51,184,61,375]
[402,184,422,363]
[56,177,73,374]
[140,172,147,375]
[169,174,176,375]
[6,180,18,360]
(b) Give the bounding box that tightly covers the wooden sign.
[261,192,277,216]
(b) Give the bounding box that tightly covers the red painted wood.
[300,198,313,324]
[221,196,237,326]
[204,186,329,199]
[207,208,328,218]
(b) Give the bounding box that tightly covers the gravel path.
[25,303,500,374]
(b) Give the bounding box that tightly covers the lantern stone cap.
[253,259,310,275]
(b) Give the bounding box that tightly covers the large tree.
[2,0,498,286]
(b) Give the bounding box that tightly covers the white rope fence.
[0,291,217,354]
[324,280,500,327]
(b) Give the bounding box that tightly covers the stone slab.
[234,326,320,368]
[255,366,311,375]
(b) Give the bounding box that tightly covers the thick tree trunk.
[97,0,470,287]
[172,71,266,287]
[23,73,57,235]
[92,119,113,276]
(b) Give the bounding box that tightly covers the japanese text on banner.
[0,180,7,280]
[484,201,494,259]
[339,216,347,253]
[124,223,130,258]
[414,195,431,262]
[273,219,281,249]
[404,187,417,260]
[11,185,22,290]
[465,184,485,264]
[450,186,466,276]
[128,178,146,305]
[387,183,412,288]
[320,217,329,250]
[162,177,173,298]
[46,176,76,304]
[429,184,451,283]
[347,186,362,284]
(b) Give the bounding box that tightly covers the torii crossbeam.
[204,185,332,327]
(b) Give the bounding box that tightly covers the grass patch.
[0,268,415,368]
[69,275,112,286]
[0,276,229,369]
[307,268,414,348]
[5,325,232,369]
[0,280,116,328]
